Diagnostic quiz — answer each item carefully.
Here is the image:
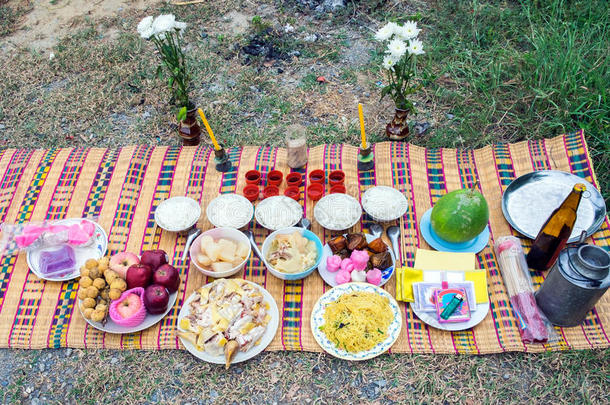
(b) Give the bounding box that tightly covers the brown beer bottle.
[526,183,586,270]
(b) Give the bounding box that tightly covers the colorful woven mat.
[0,131,608,353]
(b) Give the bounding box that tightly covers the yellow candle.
[358,103,367,149]
[197,108,221,150]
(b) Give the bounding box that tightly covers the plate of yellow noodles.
[311,282,402,360]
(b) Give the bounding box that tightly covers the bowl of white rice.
[154,196,201,232]
[206,193,254,229]
[361,186,408,222]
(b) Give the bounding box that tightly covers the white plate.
[361,186,408,222]
[255,196,303,231]
[311,282,402,360]
[27,219,108,282]
[318,233,396,287]
[79,291,177,334]
[206,194,254,229]
[154,196,201,232]
[313,194,362,231]
[177,280,279,365]
[410,300,490,331]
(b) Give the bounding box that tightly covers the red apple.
[153,264,180,293]
[143,284,169,314]
[126,264,153,289]
[140,249,168,271]
[109,252,140,279]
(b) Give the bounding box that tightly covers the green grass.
[423,0,609,200]
[0,1,31,37]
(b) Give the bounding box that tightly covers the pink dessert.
[67,220,96,244]
[340,258,354,273]
[350,250,369,271]
[335,270,351,284]
[326,255,342,272]
[109,287,147,327]
[366,268,382,285]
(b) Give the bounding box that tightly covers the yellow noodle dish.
[266,231,317,273]
[320,291,393,353]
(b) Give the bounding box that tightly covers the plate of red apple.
[78,249,180,334]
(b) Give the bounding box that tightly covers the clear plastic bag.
[495,236,558,344]
[0,218,98,256]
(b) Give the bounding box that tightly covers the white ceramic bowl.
[189,227,251,278]
[154,196,201,232]
[261,227,323,281]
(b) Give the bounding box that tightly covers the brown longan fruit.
[77,288,88,300]
[100,288,110,300]
[91,310,105,322]
[93,278,106,290]
[98,257,110,267]
[88,268,101,280]
[98,299,108,307]
[86,286,99,298]
[95,303,108,313]
[80,267,91,278]
[83,307,94,319]
[82,297,96,309]
[110,279,126,291]
[79,276,93,288]
[85,259,98,269]
[104,270,118,284]
[109,288,122,300]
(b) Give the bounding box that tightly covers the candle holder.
[214,145,232,172]
[357,146,375,171]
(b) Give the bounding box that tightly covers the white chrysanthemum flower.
[137,16,155,39]
[374,22,398,41]
[382,55,396,70]
[396,21,421,41]
[407,38,425,55]
[175,21,187,32]
[152,14,176,35]
[387,38,407,59]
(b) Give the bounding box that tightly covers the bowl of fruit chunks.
[190,227,252,278]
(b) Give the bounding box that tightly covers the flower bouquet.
[138,14,201,145]
[375,21,425,141]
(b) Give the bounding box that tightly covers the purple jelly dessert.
[38,245,76,277]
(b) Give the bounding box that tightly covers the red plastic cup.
[309,170,325,185]
[267,170,283,186]
[262,185,279,199]
[307,183,324,201]
[330,184,346,194]
[286,172,303,188]
[284,186,300,201]
[329,170,345,186]
[245,170,261,185]
[243,184,259,202]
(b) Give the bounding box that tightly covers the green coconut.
[430,187,489,243]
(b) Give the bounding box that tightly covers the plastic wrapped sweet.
[38,245,76,278]
[0,218,97,256]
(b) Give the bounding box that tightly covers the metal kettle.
[535,243,610,327]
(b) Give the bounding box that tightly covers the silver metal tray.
[502,170,607,242]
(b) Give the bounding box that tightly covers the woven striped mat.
[0,130,608,353]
